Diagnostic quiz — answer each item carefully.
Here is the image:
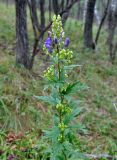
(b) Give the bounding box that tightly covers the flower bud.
[54,37,58,44]
[57,15,61,21]
[48,31,51,37]
[65,38,70,47]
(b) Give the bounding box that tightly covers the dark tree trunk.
[107,1,117,62]
[15,0,30,68]
[95,0,110,45]
[27,0,40,39]
[40,0,45,30]
[77,1,81,20]
[40,0,45,39]
[48,0,52,21]
[66,0,70,6]
[107,1,117,45]
[52,0,59,15]
[84,0,96,49]
[61,0,64,11]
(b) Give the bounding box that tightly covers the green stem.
[57,45,64,134]
[62,150,67,160]
[57,46,67,159]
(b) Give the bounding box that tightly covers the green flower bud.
[57,15,61,21]
[44,65,54,80]
[58,122,67,132]
[58,134,64,142]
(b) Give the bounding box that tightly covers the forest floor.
[0,2,117,158]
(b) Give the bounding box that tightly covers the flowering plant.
[36,15,86,159]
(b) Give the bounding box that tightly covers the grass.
[0,2,117,157]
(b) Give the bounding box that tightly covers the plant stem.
[57,45,65,140]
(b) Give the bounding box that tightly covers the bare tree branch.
[27,0,41,38]
[95,0,110,45]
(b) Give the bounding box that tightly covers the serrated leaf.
[44,127,60,140]
[72,101,82,108]
[69,123,87,134]
[64,108,82,124]
[62,81,87,95]
[44,80,65,90]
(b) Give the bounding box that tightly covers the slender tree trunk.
[52,0,59,15]
[49,0,52,21]
[84,0,96,49]
[107,0,117,45]
[95,0,110,45]
[27,0,40,39]
[40,0,45,30]
[15,0,30,68]
[107,0,117,62]
[77,0,81,20]
[40,0,45,39]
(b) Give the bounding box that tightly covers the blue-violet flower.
[45,37,52,53]
[64,38,70,47]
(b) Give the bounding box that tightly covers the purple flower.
[54,38,58,44]
[64,38,70,47]
[45,37,52,53]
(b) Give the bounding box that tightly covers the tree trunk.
[15,0,30,68]
[48,0,52,21]
[107,0,117,62]
[52,0,59,15]
[27,0,40,39]
[84,0,96,49]
[95,0,110,45]
[39,0,45,39]
[77,0,81,20]
[107,0,117,45]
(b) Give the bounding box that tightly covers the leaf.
[44,127,60,140]
[69,123,87,134]
[62,81,87,95]
[64,108,83,124]
[34,95,59,105]
[69,100,82,107]
[44,80,65,91]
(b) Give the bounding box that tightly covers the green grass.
[0,2,117,157]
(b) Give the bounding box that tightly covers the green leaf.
[34,95,59,105]
[44,80,65,90]
[69,123,87,134]
[44,127,60,140]
[64,108,83,124]
[69,100,82,107]
[62,81,87,95]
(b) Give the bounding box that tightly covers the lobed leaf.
[62,81,87,96]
